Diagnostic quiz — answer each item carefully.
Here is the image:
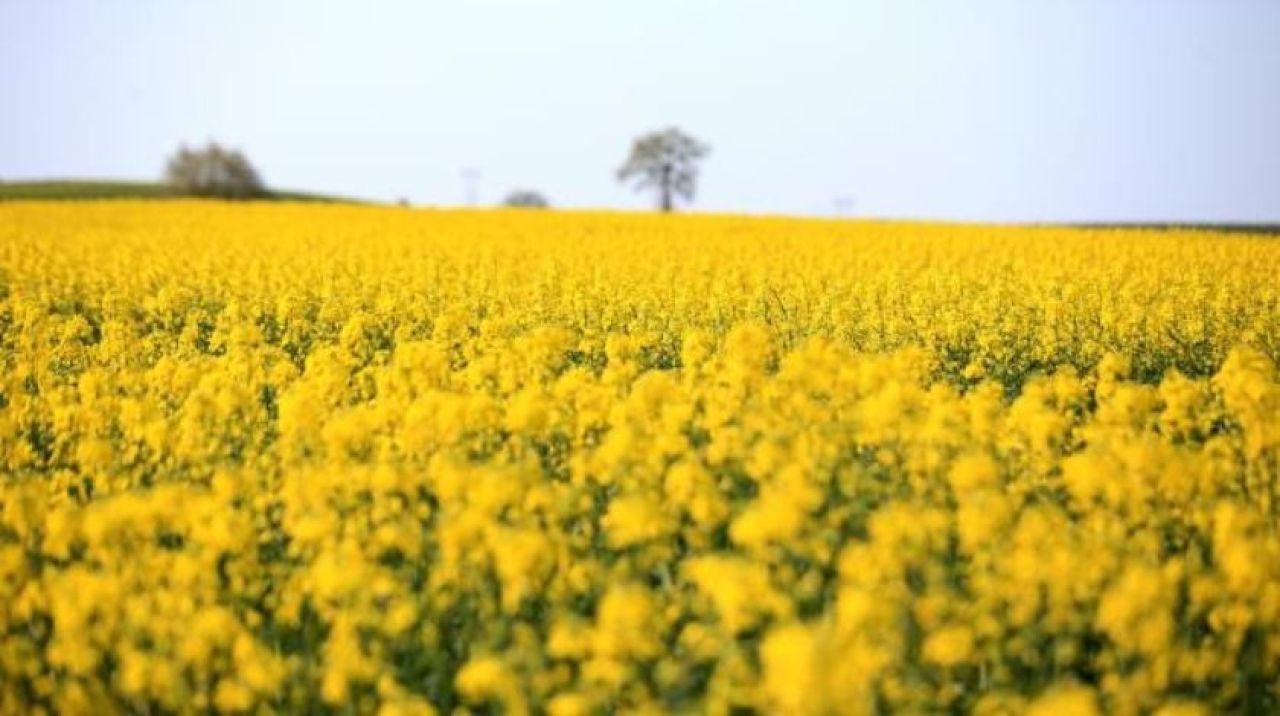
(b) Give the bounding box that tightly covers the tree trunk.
[660,163,674,213]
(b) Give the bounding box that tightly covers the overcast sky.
[2,0,1278,221]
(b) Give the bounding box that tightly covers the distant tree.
[616,127,709,212]
[164,142,266,199]
[502,190,550,209]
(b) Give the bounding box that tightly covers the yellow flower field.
[2,201,1279,714]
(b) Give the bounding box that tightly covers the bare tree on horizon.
[616,128,709,213]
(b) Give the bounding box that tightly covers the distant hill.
[0,179,361,203]
[1070,222,1280,235]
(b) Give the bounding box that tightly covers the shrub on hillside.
[164,142,266,199]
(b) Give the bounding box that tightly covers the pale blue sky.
[2,1,1278,221]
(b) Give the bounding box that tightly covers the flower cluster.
[1,202,1279,713]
